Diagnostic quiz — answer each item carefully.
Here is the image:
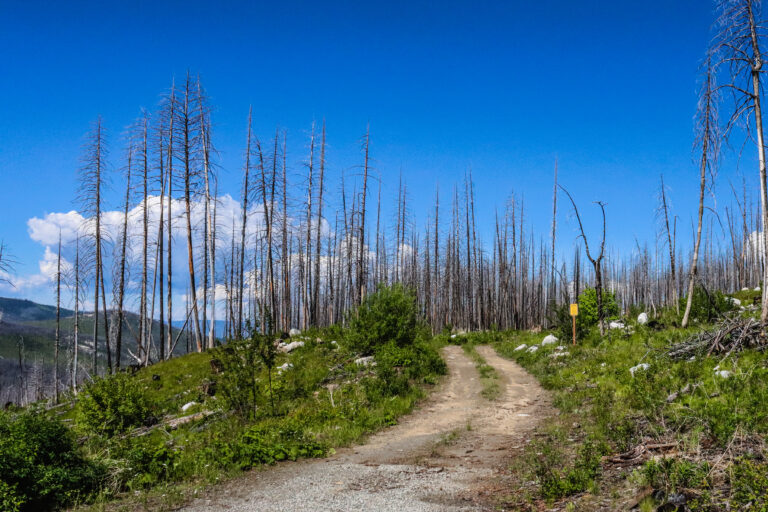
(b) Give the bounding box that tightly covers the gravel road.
[183,345,550,512]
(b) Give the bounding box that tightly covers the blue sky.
[0,1,752,306]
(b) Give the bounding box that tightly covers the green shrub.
[346,284,420,355]
[215,336,266,419]
[641,457,710,497]
[548,302,590,343]
[0,411,104,511]
[679,285,735,323]
[77,372,156,436]
[578,287,620,327]
[115,436,180,490]
[528,434,605,500]
[220,420,327,469]
[730,457,768,510]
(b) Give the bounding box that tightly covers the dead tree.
[713,0,768,324]
[0,241,13,285]
[139,111,150,362]
[78,116,109,375]
[179,74,204,351]
[560,186,608,335]
[550,160,558,314]
[71,236,80,392]
[312,122,326,325]
[197,78,217,349]
[115,130,135,371]
[683,57,720,328]
[658,174,678,312]
[358,127,371,305]
[54,232,62,402]
[238,109,254,339]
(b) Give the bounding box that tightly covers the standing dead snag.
[684,56,720,328]
[358,126,371,306]
[78,116,109,375]
[179,73,204,351]
[658,175,678,313]
[54,232,62,402]
[115,126,136,371]
[713,0,768,325]
[560,186,608,336]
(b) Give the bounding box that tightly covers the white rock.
[756,286,762,292]
[354,356,377,367]
[742,287,750,291]
[527,345,539,353]
[551,351,569,358]
[600,362,606,368]
[555,345,566,351]
[514,343,528,352]
[278,341,305,353]
[688,356,696,362]
[330,340,338,345]
[637,312,648,325]
[181,401,197,412]
[609,321,625,329]
[277,362,293,374]
[542,334,558,346]
[289,328,301,336]
[629,363,650,377]
[450,334,457,339]
[714,370,732,379]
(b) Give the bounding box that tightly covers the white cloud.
[28,210,85,246]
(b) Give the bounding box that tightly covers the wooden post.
[570,303,579,345]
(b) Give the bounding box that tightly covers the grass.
[485,303,768,509]
[63,330,447,511]
[461,342,501,400]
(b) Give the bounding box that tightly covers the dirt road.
[184,345,550,512]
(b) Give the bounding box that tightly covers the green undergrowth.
[461,343,501,400]
[0,285,447,511]
[488,300,768,509]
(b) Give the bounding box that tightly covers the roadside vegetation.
[488,286,766,510]
[0,285,446,511]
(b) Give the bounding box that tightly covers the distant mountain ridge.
[0,297,74,324]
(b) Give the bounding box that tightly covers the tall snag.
[560,186,608,336]
[713,0,768,324]
[683,57,720,328]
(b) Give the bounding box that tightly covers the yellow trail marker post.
[569,303,579,345]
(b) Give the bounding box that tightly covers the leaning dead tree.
[560,186,608,335]
[713,0,768,325]
[683,56,720,328]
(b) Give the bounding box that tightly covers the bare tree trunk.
[683,58,717,328]
[181,75,203,351]
[140,112,149,362]
[54,232,61,402]
[659,174,678,313]
[72,237,80,392]
[358,127,370,305]
[560,186,607,335]
[313,122,326,326]
[238,108,253,339]
[115,142,133,371]
[79,116,107,377]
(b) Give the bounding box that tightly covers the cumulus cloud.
[28,210,86,246]
[1,246,72,291]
